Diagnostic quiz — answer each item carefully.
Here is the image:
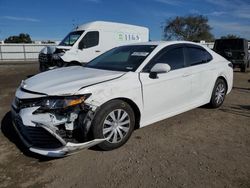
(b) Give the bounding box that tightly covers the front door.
[78,31,100,63]
[139,45,192,125]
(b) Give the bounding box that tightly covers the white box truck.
[39,21,149,71]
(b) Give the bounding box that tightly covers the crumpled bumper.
[11,107,105,157]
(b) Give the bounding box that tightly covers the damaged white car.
[11,41,233,157]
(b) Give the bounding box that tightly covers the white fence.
[0,44,56,61]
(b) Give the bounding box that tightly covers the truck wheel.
[39,63,47,72]
[240,63,247,72]
[209,79,227,108]
[91,100,135,150]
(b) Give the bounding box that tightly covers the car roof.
[128,41,205,48]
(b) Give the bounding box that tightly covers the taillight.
[228,62,233,68]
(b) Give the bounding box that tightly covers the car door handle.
[95,50,101,53]
[182,73,191,77]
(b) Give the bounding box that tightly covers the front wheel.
[39,63,48,72]
[209,79,227,108]
[91,100,135,150]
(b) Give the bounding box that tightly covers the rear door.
[139,44,193,123]
[184,44,215,103]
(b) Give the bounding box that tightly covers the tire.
[91,100,135,150]
[39,63,47,72]
[209,79,227,108]
[240,63,247,72]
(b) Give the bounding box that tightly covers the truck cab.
[39,21,149,71]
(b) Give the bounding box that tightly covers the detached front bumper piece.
[11,109,105,157]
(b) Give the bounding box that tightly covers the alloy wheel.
[102,109,130,143]
[215,83,226,105]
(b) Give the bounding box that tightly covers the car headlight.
[39,94,91,110]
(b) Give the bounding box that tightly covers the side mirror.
[149,63,171,79]
[78,42,84,50]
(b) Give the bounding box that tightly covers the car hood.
[22,66,125,96]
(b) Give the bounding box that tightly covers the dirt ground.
[0,62,249,188]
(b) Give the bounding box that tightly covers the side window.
[186,47,212,66]
[79,31,99,49]
[154,47,185,70]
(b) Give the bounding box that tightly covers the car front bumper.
[11,107,105,157]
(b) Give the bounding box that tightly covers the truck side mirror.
[79,42,84,50]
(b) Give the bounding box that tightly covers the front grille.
[39,53,52,63]
[14,116,63,149]
[39,53,47,62]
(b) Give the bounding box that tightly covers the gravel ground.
[0,63,249,188]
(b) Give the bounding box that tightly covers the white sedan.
[11,41,233,157]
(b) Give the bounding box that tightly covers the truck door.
[78,31,101,63]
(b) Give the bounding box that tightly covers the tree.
[4,33,32,43]
[220,34,240,39]
[163,15,214,42]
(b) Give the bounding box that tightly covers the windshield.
[85,45,156,72]
[214,39,244,51]
[59,30,84,46]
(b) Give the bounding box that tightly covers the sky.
[0,0,250,41]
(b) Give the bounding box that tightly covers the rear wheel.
[209,79,227,108]
[240,63,247,72]
[92,100,135,150]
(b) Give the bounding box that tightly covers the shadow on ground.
[220,105,250,118]
[233,87,250,93]
[0,111,55,161]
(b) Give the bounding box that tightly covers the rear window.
[214,39,244,51]
[185,47,213,66]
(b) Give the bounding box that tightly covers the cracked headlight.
[39,94,91,110]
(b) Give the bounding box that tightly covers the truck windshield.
[85,45,156,72]
[59,31,84,46]
[214,39,244,51]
